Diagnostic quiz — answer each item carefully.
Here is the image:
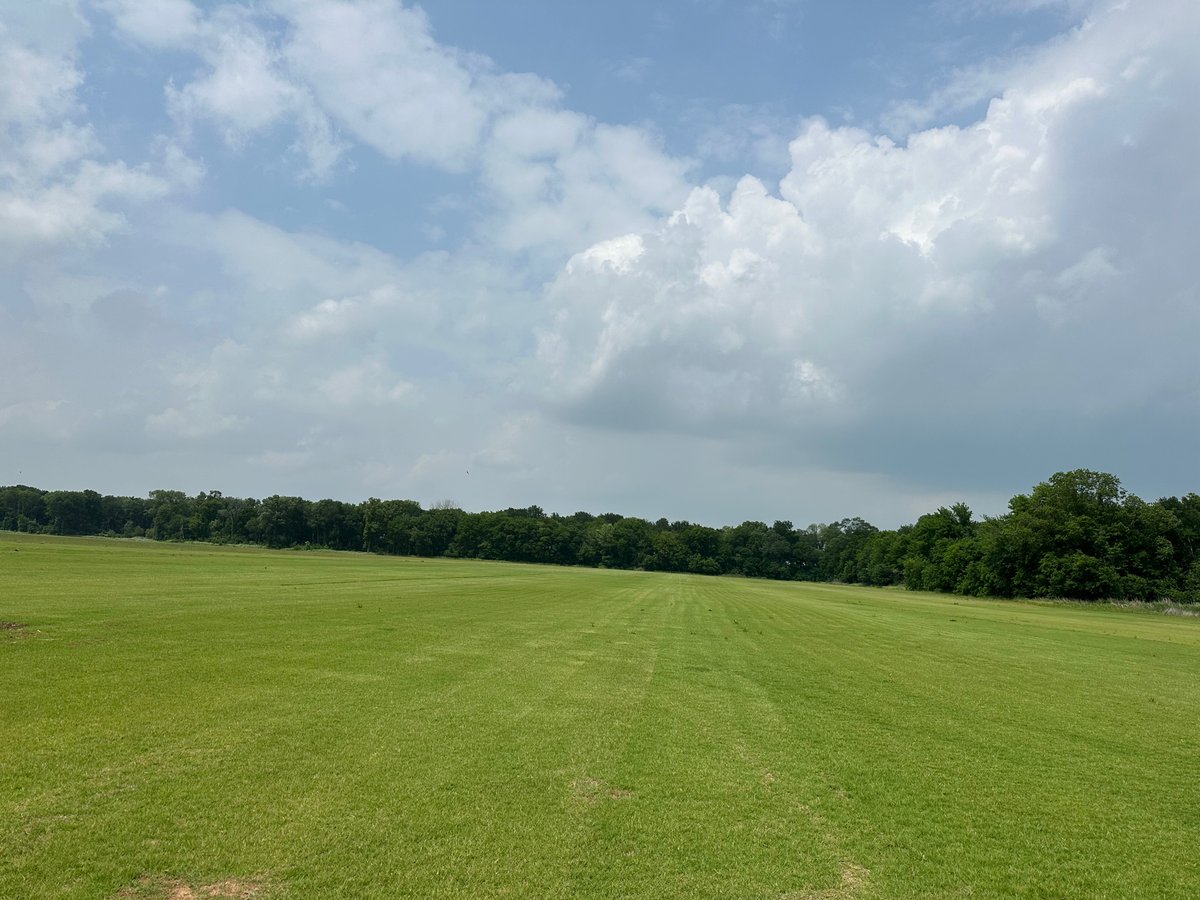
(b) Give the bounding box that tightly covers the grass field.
[2,533,1199,899]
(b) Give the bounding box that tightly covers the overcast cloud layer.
[1,0,1197,527]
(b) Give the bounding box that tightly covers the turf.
[2,533,1199,898]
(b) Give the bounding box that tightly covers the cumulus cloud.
[122,0,559,179]
[3,0,1195,523]
[536,0,1200,489]
[166,13,295,136]
[0,22,181,259]
[538,176,835,431]
[159,5,345,180]
[104,0,691,250]
[482,113,692,253]
[273,0,498,171]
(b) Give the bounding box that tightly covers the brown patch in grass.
[783,862,871,900]
[204,880,265,898]
[570,776,635,805]
[0,621,33,638]
[836,864,869,895]
[116,875,267,900]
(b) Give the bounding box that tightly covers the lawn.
[2,533,1198,898]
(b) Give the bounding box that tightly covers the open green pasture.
[2,534,1199,898]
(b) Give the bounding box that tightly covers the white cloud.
[274,0,691,250]
[4,0,1196,524]
[101,0,200,49]
[274,0,493,171]
[566,234,645,276]
[0,37,82,128]
[152,135,206,190]
[163,5,346,179]
[115,0,691,248]
[167,14,294,136]
[0,159,168,251]
[537,175,824,429]
[535,0,1200,488]
[483,117,692,253]
[881,0,1166,134]
[285,290,393,342]
[0,30,181,259]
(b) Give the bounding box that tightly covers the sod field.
[2,533,1199,898]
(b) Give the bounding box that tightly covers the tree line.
[2,469,1197,603]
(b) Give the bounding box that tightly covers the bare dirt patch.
[116,875,267,899]
[0,621,33,638]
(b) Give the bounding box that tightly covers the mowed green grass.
[2,534,1199,899]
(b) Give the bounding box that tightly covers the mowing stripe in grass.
[2,534,1199,898]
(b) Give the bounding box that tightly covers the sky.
[1,0,1197,528]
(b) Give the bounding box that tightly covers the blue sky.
[1,0,1197,527]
